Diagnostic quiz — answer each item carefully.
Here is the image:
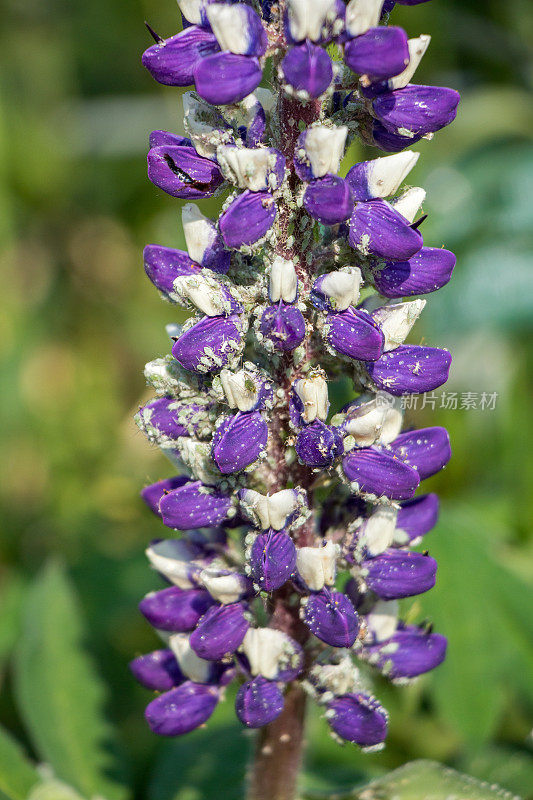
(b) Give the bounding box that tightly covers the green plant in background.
[0,0,532,798]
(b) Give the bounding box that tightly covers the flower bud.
[182,93,232,160]
[143,244,201,297]
[349,199,423,261]
[145,539,205,589]
[325,308,384,362]
[363,549,437,599]
[361,504,397,556]
[389,427,451,480]
[364,599,399,643]
[326,693,387,747]
[250,530,297,591]
[182,203,230,273]
[343,447,420,500]
[373,247,456,298]
[342,396,402,447]
[344,27,409,81]
[280,42,333,98]
[169,633,218,684]
[242,628,303,680]
[159,480,233,529]
[363,625,447,678]
[194,52,263,106]
[139,586,215,632]
[295,420,343,467]
[211,411,268,474]
[130,649,184,691]
[294,125,348,181]
[235,676,284,728]
[395,493,439,544]
[345,0,385,37]
[219,190,277,249]
[373,85,461,138]
[145,681,219,736]
[303,588,360,647]
[173,273,238,317]
[136,397,194,444]
[388,34,431,91]
[141,476,189,517]
[296,540,338,591]
[269,256,298,303]
[364,344,452,396]
[371,299,426,351]
[205,4,267,57]
[172,314,245,374]
[148,144,226,199]
[304,176,354,225]
[238,92,270,147]
[190,602,249,660]
[293,374,329,424]
[142,27,219,87]
[390,187,426,223]
[346,151,419,202]
[286,0,338,42]
[199,568,252,604]
[177,0,209,27]
[217,146,285,192]
[240,488,307,531]
[260,303,306,352]
[220,368,272,412]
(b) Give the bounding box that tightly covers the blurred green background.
[1,0,533,798]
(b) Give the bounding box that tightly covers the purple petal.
[326,308,384,361]
[159,480,232,529]
[303,176,354,225]
[149,131,192,148]
[141,476,190,517]
[211,411,268,474]
[145,681,219,736]
[172,314,244,373]
[281,42,333,98]
[349,200,423,261]
[190,602,249,660]
[390,427,451,480]
[295,420,343,468]
[148,145,225,200]
[397,494,439,542]
[371,119,422,153]
[137,397,190,440]
[139,587,215,632]
[344,27,409,80]
[130,649,184,691]
[373,85,461,138]
[364,344,452,396]
[142,26,220,86]
[144,244,201,296]
[326,693,387,746]
[194,52,262,105]
[250,530,297,591]
[364,549,437,599]
[235,676,284,728]
[364,624,447,678]
[343,447,420,500]
[260,303,306,352]
[304,589,360,648]
[373,247,456,297]
[219,190,277,249]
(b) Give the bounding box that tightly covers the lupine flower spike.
[133,0,458,796]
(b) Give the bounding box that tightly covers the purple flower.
[172,314,245,373]
[364,549,437,599]
[304,589,360,648]
[159,480,233,529]
[130,649,184,691]
[145,681,219,736]
[139,587,215,632]
[371,119,423,153]
[219,191,277,249]
[141,476,189,517]
[143,244,201,297]
[235,676,284,728]
[346,151,419,203]
[373,247,456,297]
[190,602,250,660]
[373,85,461,138]
[343,447,420,500]
[389,427,451,480]
[303,176,354,225]
[142,27,220,86]
[349,199,424,261]
[344,27,409,80]
[364,345,452,396]
[396,493,439,543]
[326,693,388,747]
[260,302,306,352]
[281,42,333,98]
[147,144,225,199]
[363,624,447,679]
[194,53,263,105]
[325,308,384,361]
[249,530,297,591]
[136,397,196,442]
[211,411,268,474]
[295,420,343,467]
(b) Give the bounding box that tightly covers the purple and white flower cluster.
[132,0,457,750]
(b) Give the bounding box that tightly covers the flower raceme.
[132,0,457,752]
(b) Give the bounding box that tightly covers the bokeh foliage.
[0,0,532,797]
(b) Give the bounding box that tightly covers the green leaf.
[0,724,40,800]
[302,760,523,800]
[459,747,533,800]
[14,559,129,800]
